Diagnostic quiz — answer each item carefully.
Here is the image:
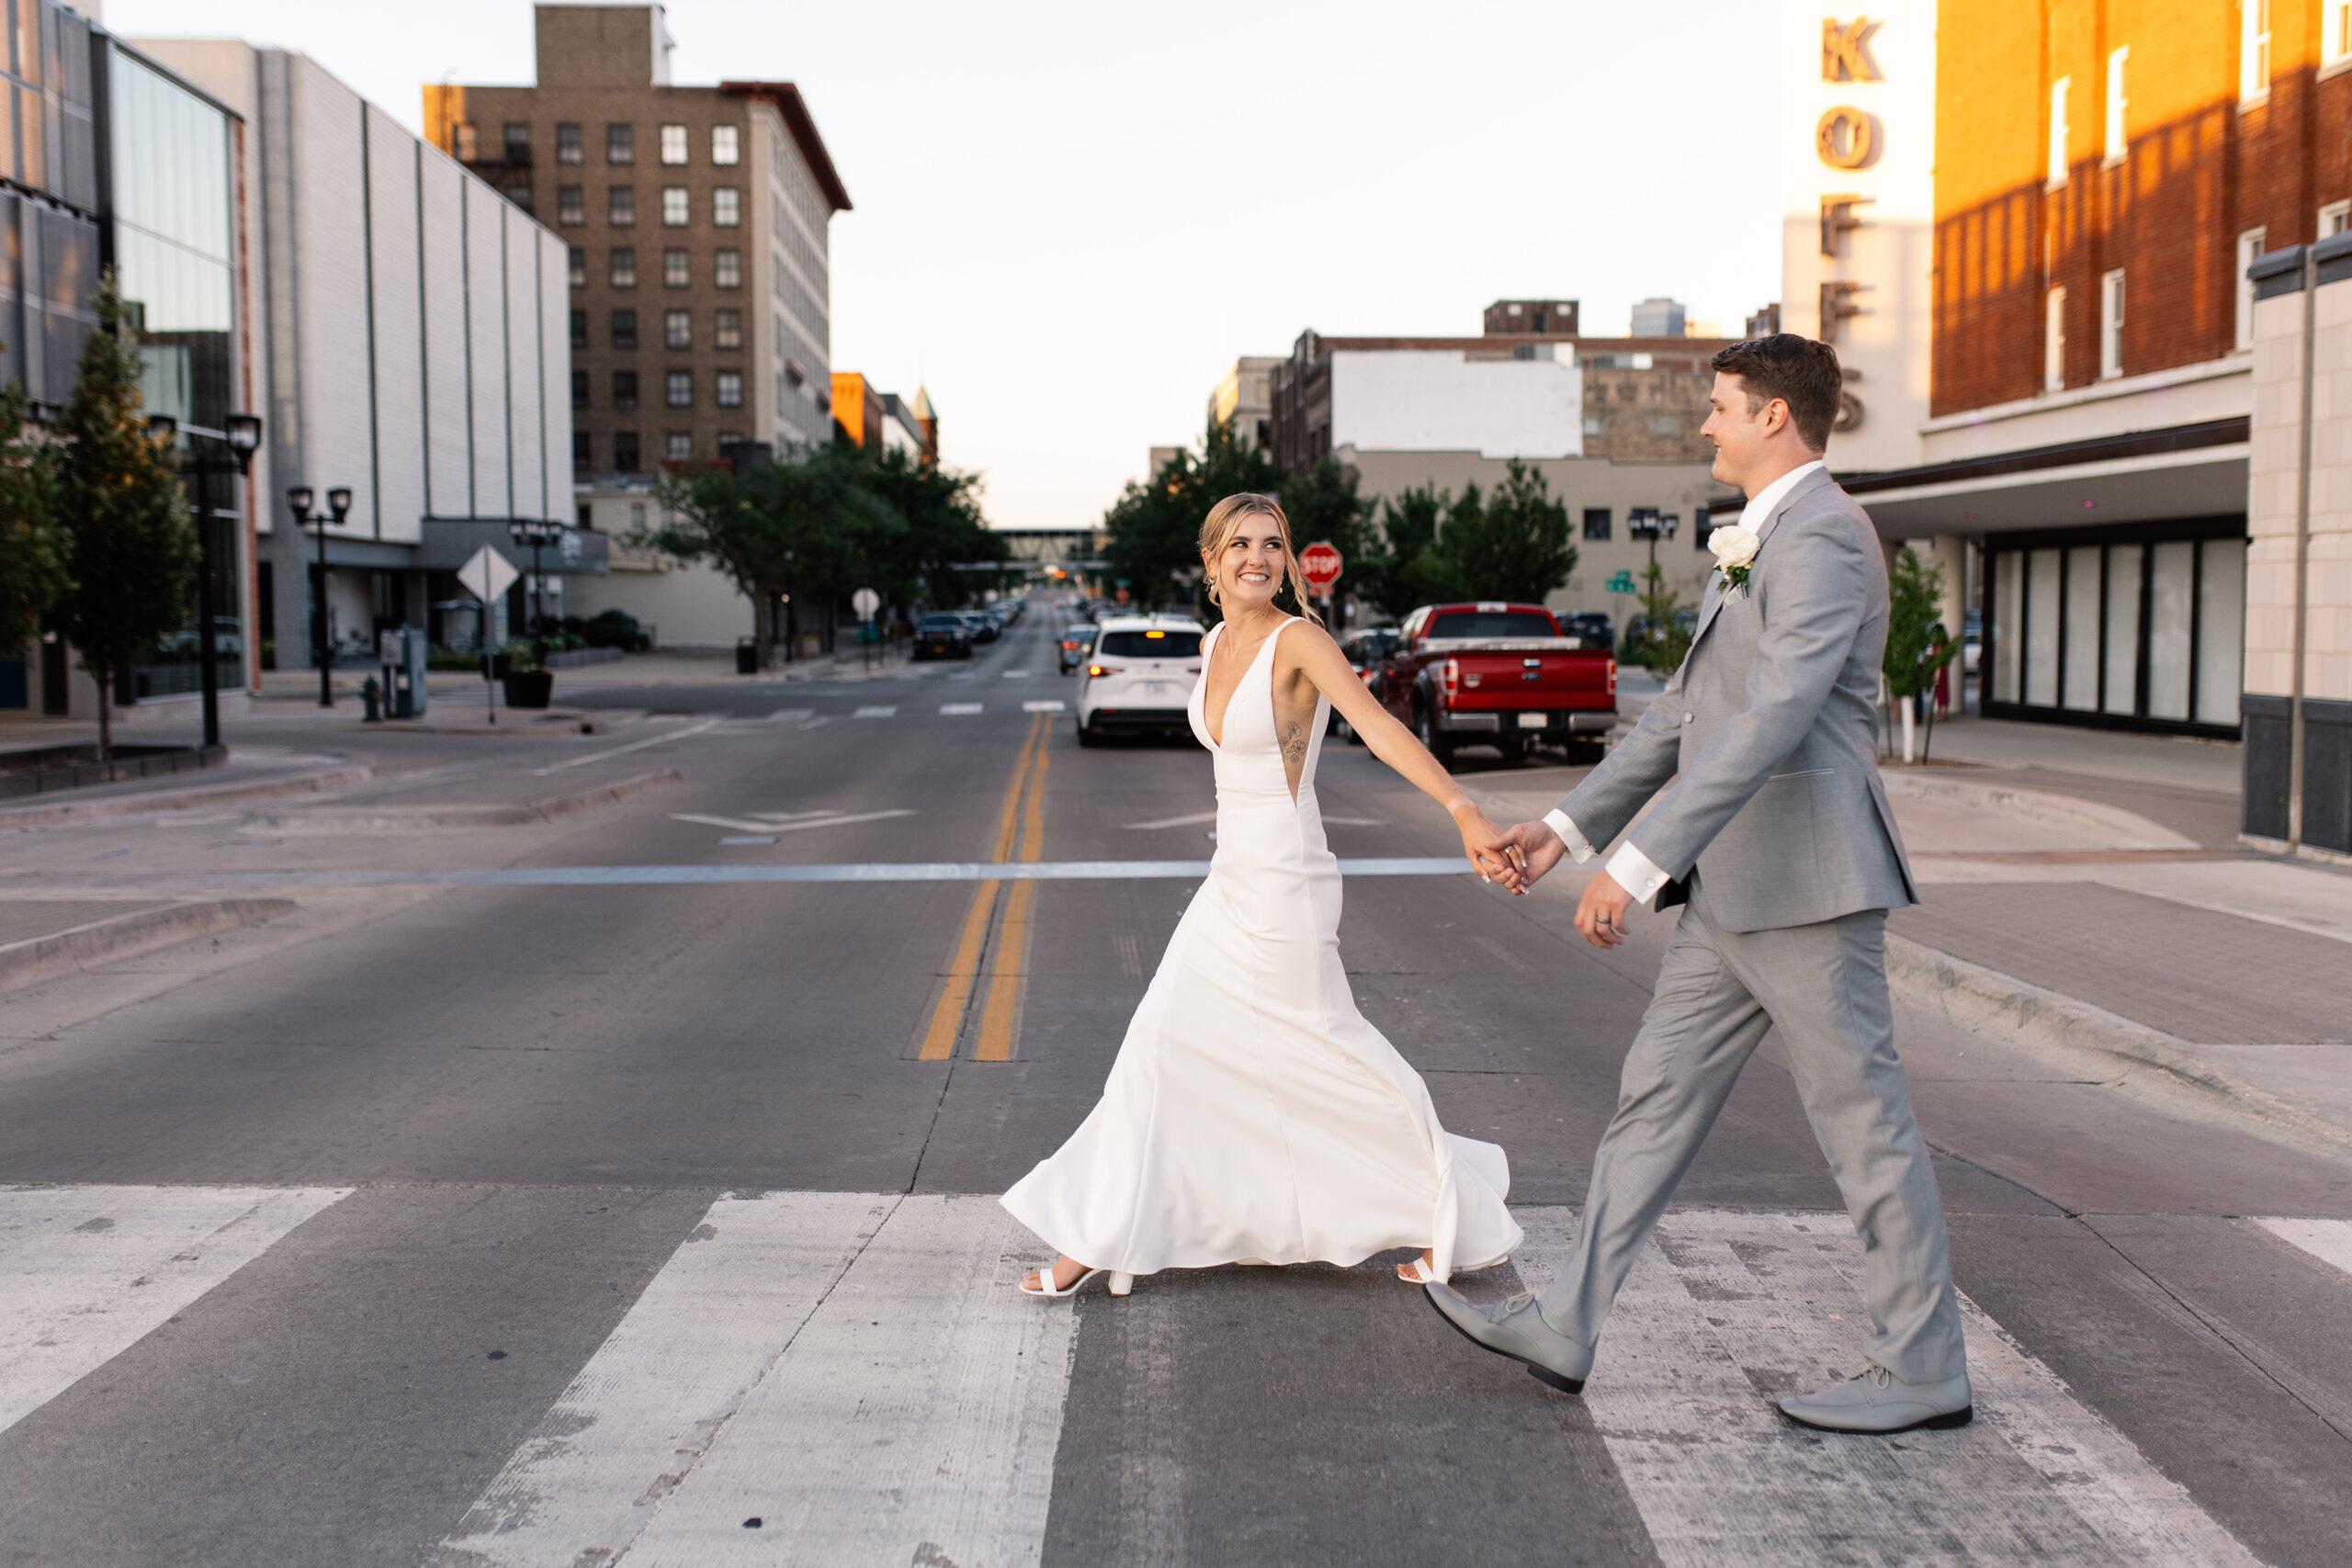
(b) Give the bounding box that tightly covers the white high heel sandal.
[1396,1252,1440,1285]
[1019,1264,1136,1299]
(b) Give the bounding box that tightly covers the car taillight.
[1607,658,1617,696]
[1441,658,1459,705]
[1088,663,1118,677]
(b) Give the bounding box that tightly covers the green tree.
[1882,545,1956,703]
[1358,483,1462,617]
[52,272,196,760]
[1629,562,1692,673]
[1276,455,1373,621]
[1441,460,1577,604]
[0,376,64,653]
[846,443,1005,613]
[1101,416,1282,616]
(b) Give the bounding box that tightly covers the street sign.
[852,587,880,621]
[458,545,519,604]
[1605,570,1637,594]
[1301,540,1343,590]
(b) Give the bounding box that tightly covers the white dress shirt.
[1545,458,1826,903]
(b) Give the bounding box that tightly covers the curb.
[1884,933,2352,1154]
[1876,772,2197,849]
[242,768,684,833]
[0,763,371,829]
[0,897,300,994]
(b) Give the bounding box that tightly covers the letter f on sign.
[1822,17,1882,82]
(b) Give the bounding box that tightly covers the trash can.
[736,636,758,675]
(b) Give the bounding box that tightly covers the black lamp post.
[287,483,355,706]
[152,412,263,750]
[1629,507,1679,570]
[507,518,563,647]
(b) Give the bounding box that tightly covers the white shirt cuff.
[1542,809,1596,863]
[1603,841,1673,905]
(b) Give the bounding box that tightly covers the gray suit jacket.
[1559,466,1916,933]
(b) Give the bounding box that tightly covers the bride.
[1001,491,1525,1296]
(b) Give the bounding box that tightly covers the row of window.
[462,120,741,168]
[552,186,739,229]
[1574,508,1717,547]
[571,308,746,353]
[566,245,742,290]
[572,367,745,411]
[573,430,749,473]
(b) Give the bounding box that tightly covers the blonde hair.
[1198,492,1322,625]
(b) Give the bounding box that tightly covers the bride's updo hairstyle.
[1198,491,1322,625]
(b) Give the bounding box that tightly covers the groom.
[1427,333,1971,1433]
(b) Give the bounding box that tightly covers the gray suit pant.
[1537,891,1969,1384]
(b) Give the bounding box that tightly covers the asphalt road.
[2,601,2348,1567]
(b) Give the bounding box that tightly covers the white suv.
[1075,615,1206,745]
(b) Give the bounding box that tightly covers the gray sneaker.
[1779,1365,1973,1433]
[1422,1283,1594,1393]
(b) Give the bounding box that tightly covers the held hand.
[1574,870,1635,948]
[1482,820,1566,896]
[1452,806,1515,885]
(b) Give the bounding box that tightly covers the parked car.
[1331,628,1401,739]
[959,611,1000,644]
[913,613,974,660]
[1076,615,1206,745]
[1563,612,1613,648]
[1374,601,1617,764]
[1057,624,1098,674]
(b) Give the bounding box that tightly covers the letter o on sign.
[1815,107,1873,169]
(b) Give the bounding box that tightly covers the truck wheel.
[1414,704,1454,766]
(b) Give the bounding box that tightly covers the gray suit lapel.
[1690,467,1837,651]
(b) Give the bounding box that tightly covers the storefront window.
[2146,541,2194,721]
[2194,539,2245,727]
[2024,549,2060,707]
[2103,547,2142,715]
[2063,546,2099,711]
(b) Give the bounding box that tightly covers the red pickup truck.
[1373,601,1617,763]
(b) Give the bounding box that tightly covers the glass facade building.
[107,47,236,432]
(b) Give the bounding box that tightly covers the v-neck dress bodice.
[1002,618,1521,1281]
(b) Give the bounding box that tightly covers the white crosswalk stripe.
[2253,1216,2352,1279]
[0,1185,348,1435]
[941,703,983,715]
[854,705,898,718]
[1022,700,1065,713]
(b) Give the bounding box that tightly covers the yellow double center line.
[915,714,1049,1061]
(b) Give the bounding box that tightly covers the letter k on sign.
[1821,17,1883,82]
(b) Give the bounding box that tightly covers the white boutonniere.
[1708,525,1759,598]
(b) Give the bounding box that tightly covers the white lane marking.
[532,717,722,775]
[1022,700,1065,713]
[854,705,898,718]
[671,809,917,835]
[427,1193,894,1568]
[765,708,815,722]
[621,1195,1070,1568]
[0,1185,350,1435]
[1127,811,1217,830]
[1002,670,1030,678]
[941,703,984,716]
[1511,1208,2259,1567]
[797,716,831,729]
[2252,1217,2352,1280]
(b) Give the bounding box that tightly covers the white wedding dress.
[1001,617,1521,1283]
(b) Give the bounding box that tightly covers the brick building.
[1843,0,2349,738]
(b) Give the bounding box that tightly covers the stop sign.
[1300,540,1343,591]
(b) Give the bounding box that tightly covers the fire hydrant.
[361,675,383,722]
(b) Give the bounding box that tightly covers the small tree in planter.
[1883,546,1956,763]
[51,273,196,760]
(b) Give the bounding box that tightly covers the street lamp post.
[1628,506,1679,570]
[150,412,264,750]
[287,484,355,706]
[507,518,562,649]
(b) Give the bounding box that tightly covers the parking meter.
[378,627,429,718]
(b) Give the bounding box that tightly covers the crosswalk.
[8,1186,2348,1565]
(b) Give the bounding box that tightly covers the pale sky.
[104,0,1782,531]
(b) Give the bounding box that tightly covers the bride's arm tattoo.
[1281,719,1309,767]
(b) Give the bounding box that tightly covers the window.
[607,186,635,226]
[566,245,586,288]
[716,370,743,408]
[557,186,584,226]
[613,370,639,411]
[666,433,695,461]
[714,309,742,349]
[2236,229,2267,351]
[614,432,639,473]
[629,502,646,531]
[662,186,690,226]
[571,370,589,412]
[611,309,639,351]
[2103,48,2128,164]
[2099,270,2126,379]
[667,371,694,408]
[503,181,533,213]
[1581,413,1604,437]
[1649,415,1681,437]
[663,247,690,288]
[713,188,741,227]
[714,248,741,288]
[2242,0,2271,102]
[2047,77,2070,187]
[556,122,582,164]
[609,247,637,288]
[665,309,692,349]
[2323,200,2352,239]
[661,124,689,165]
[503,122,530,160]
[572,431,591,473]
[712,125,740,165]
[1426,611,1558,640]
[1582,508,1611,541]
[2044,287,2066,392]
[606,123,634,164]
[2329,0,2352,67]
[570,309,589,350]
[455,122,479,160]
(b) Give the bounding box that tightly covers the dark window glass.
[1582,507,1611,541]
[571,370,588,411]
[610,310,638,350]
[666,370,692,408]
[716,370,742,407]
[503,122,529,159]
[614,431,639,471]
[714,309,742,349]
[663,247,689,287]
[569,310,588,350]
[713,247,741,288]
[607,186,635,226]
[606,123,634,164]
[556,123,583,164]
[571,431,591,472]
[664,309,691,349]
[613,370,639,410]
[566,245,585,288]
[1097,630,1203,658]
[1423,611,1559,639]
[609,247,637,288]
[503,181,532,213]
[557,186,584,226]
